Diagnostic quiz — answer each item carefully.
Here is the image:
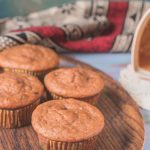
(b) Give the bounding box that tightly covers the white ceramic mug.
[132,9,150,80]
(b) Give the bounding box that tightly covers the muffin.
[32,99,104,150]
[0,72,44,128]
[0,44,59,79]
[44,67,104,105]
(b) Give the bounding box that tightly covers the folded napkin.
[0,0,149,52]
[120,65,150,110]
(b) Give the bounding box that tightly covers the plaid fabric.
[0,0,149,52]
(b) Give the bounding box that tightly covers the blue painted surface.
[64,53,149,150]
[65,53,131,80]
[0,0,73,18]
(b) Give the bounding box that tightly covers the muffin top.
[32,99,104,142]
[44,67,104,98]
[0,72,44,109]
[0,44,59,71]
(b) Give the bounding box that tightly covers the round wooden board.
[0,55,144,150]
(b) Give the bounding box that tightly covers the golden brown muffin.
[0,72,44,128]
[0,44,59,78]
[32,99,104,150]
[44,67,104,105]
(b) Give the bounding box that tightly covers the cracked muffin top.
[0,44,59,71]
[44,67,104,98]
[0,72,44,109]
[32,99,104,142]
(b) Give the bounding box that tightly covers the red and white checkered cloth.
[0,0,149,53]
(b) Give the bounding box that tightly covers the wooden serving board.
[0,55,144,150]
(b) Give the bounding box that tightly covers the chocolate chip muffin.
[44,67,104,105]
[32,99,104,150]
[0,44,59,79]
[0,72,44,128]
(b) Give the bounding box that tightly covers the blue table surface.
[65,53,150,150]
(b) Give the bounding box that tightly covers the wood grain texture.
[0,55,144,150]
